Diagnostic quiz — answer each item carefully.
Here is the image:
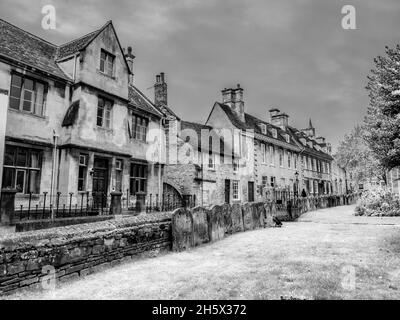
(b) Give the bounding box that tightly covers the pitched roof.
[244,113,296,145]
[155,103,180,120]
[180,120,236,156]
[128,85,163,117]
[216,102,252,130]
[287,126,333,160]
[57,30,100,60]
[0,19,70,80]
[0,19,132,82]
[215,101,332,159]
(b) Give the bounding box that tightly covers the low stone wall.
[0,212,172,295]
[15,215,115,232]
[171,193,361,251]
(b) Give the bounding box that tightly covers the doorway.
[224,179,230,204]
[248,181,254,202]
[92,157,109,208]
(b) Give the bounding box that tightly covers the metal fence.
[121,190,196,214]
[13,191,196,222]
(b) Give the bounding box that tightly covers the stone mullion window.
[131,114,148,142]
[129,163,147,195]
[97,97,113,128]
[232,180,239,200]
[100,49,115,77]
[78,154,88,191]
[2,145,42,194]
[9,73,46,116]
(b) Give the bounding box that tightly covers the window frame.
[9,73,47,116]
[232,180,240,200]
[97,96,113,129]
[78,154,88,192]
[129,163,147,195]
[115,159,123,192]
[100,49,115,77]
[131,114,149,142]
[2,145,42,194]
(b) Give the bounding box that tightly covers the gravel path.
[7,205,400,300]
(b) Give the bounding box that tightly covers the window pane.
[4,146,15,166]
[24,79,34,90]
[97,105,104,127]
[34,82,45,116]
[11,74,22,87]
[22,90,33,112]
[9,82,22,110]
[100,51,106,72]
[16,148,27,167]
[28,170,40,194]
[78,166,86,191]
[2,168,14,189]
[30,151,40,168]
[9,97,20,110]
[16,170,25,193]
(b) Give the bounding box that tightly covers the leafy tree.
[364,44,400,170]
[335,125,386,186]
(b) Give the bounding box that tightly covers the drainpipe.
[50,130,59,216]
[158,118,163,197]
[0,89,9,201]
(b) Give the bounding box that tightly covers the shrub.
[355,187,400,216]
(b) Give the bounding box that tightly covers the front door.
[248,181,254,202]
[224,179,230,204]
[92,157,109,208]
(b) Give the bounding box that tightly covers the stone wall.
[0,212,171,295]
[171,193,361,251]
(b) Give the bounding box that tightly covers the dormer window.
[285,134,290,143]
[260,123,267,135]
[271,128,278,139]
[100,49,115,77]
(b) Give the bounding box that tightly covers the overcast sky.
[1,0,400,150]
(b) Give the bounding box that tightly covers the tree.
[335,125,386,186]
[364,44,400,170]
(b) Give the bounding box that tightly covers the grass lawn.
[6,204,400,300]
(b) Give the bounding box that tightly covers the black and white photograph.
[0,0,400,307]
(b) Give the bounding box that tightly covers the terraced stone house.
[0,19,169,210]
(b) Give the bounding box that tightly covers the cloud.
[1,0,400,150]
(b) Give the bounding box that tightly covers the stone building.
[0,19,168,209]
[164,83,337,206]
[206,85,335,200]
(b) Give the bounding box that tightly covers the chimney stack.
[125,46,135,85]
[154,72,167,106]
[270,110,289,130]
[221,84,245,122]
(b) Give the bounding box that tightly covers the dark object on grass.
[273,216,282,227]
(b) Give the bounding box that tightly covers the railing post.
[43,192,48,217]
[69,192,73,216]
[56,192,61,218]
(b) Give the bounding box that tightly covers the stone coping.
[0,212,172,249]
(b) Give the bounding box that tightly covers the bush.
[355,187,400,216]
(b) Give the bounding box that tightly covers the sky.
[1,0,400,151]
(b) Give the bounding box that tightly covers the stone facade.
[0,19,168,212]
[164,83,340,207]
